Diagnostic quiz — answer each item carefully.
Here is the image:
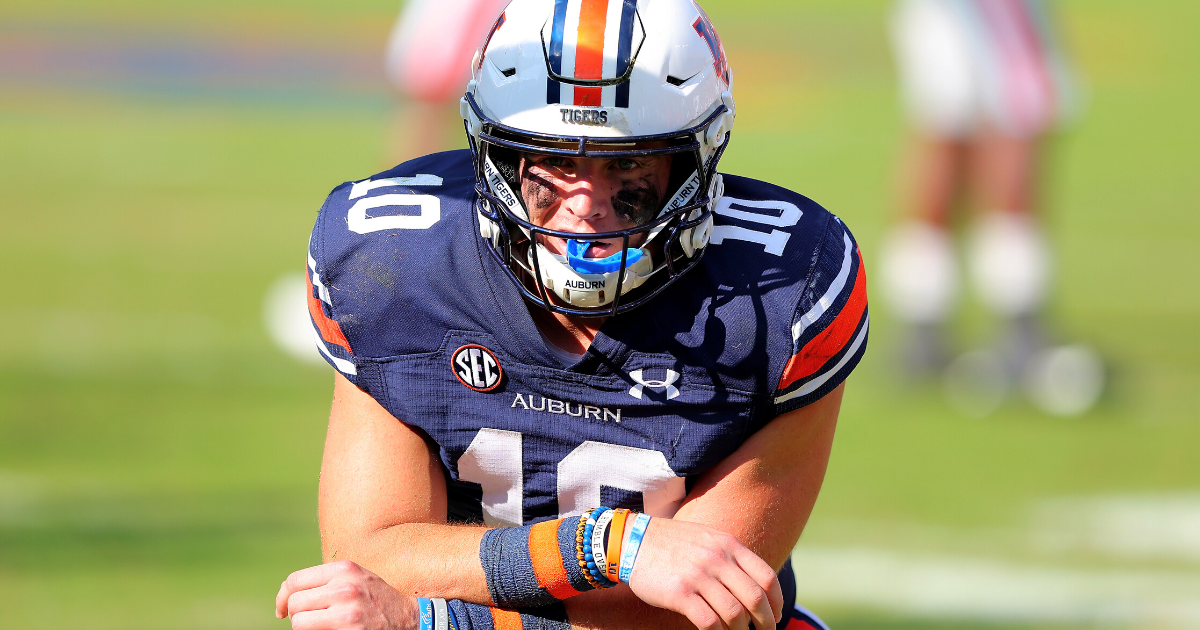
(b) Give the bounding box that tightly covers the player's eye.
[615,159,640,171]
[543,157,570,169]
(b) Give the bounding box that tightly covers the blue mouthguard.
[566,239,643,275]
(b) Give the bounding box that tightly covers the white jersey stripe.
[312,326,357,376]
[792,604,832,630]
[775,314,868,406]
[791,232,853,343]
[308,253,332,305]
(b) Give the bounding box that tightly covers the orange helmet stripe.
[573,0,610,106]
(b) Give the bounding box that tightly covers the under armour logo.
[628,369,681,400]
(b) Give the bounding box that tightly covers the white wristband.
[591,508,614,575]
[432,598,449,630]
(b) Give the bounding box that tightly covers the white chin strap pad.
[968,212,1051,317]
[880,221,959,323]
[532,246,654,308]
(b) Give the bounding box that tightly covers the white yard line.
[792,546,1200,627]
[1033,494,1200,562]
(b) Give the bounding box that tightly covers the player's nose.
[559,180,612,227]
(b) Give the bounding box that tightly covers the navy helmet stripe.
[546,0,570,105]
[614,0,637,108]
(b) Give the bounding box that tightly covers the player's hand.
[275,560,418,630]
[626,519,783,630]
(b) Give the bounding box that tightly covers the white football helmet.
[460,0,736,316]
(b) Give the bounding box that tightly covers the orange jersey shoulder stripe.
[778,248,867,390]
[306,271,352,353]
[527,519,583,600]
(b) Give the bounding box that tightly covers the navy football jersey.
[305,148,867,595]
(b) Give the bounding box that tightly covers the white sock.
[880,221,959,324]
[968,213,1051,317]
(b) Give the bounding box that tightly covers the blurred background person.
[265,0,507,365]
[881,0,1102,415]
[384,0,508,162]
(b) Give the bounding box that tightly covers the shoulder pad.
[772,208,869,413]
[306,150,482,388]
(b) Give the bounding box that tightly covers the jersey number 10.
[458,428,687,527]
[346,177,802,257]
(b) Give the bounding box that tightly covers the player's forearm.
[673,384,842,571]
[323,510,784,630]
[322,513,603,609]
[322,520,493,604]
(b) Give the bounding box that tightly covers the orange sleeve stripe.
[489,607,523,630]
[527,519,582,600]
[778,249,867,390]
[306,270,352,354]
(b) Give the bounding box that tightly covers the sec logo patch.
[452,345,504,392]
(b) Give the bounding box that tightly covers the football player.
[881,0,1096,412]
[277,1,866,629]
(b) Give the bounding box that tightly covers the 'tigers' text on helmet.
[561,108,609,126]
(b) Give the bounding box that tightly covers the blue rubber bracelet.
[417,597,433,630]
[618,513,652,584]
[583,507,618,588]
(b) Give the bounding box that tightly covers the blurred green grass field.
[1,0,1198,628]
